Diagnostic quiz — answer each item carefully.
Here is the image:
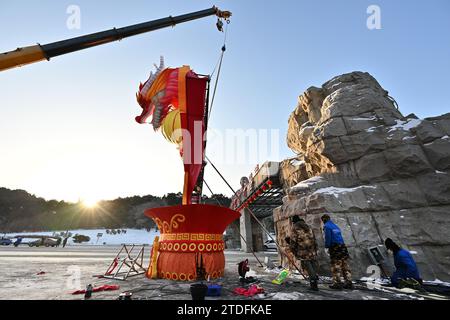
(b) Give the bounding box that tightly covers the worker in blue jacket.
[384,238,422,288]
[321,214,353,290]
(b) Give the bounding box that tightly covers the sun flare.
[82,198,98,208]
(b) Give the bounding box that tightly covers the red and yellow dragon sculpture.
[135,57,206,204]
[135,57,240,282]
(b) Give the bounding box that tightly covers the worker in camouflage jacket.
[285,215,320,291]
[321,214,353,290]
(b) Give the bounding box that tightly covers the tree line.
[0,188,231,233]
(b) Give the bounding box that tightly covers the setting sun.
[82,198,98,208]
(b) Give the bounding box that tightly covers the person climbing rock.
[321,214,353,290]
[285,215,320,291]
[384,238,422,288]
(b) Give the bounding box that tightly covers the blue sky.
[0,0,449,202]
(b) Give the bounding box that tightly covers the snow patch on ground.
[372,286,424,300]
[366,125,384,132]
[264,267,282,274]
[5,228,159,246]
[299,125,315,135]
[363,295,389,300]
[271,292,305,300]
[292,176,324,190]
[359,277,390,286]
[246,269,260,278]
[424,279,450,287]
[312,185,376,197]
[422,135,450,145]
[350,116,377,121]
[394,292,424,300]
[289,271,306,280]
[290,159,305,166]
[388,119,422,133]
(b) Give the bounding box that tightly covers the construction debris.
[72,284,120,295]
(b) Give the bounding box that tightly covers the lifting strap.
[208,21,229,122]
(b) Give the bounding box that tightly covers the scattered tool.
[272,269,290,285]
[190,283,209,300]
[84,284,93,299]
[367,246,389,278]
[206,284,222,297]
[72,284,120,296]
[118,292,133,300]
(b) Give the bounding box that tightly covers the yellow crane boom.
[0,6,231,72]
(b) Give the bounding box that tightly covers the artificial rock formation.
[275,71,450,281]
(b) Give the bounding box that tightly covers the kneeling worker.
[384,238,422,288]
[285,215,320,291]
[321,214,353,290]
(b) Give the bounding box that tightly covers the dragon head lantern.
[136,57,179,131]
[135,58,240,281]
[136,57,207,204]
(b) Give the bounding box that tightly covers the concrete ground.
[0,245,437,300]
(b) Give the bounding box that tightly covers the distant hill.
[0,188,230,233]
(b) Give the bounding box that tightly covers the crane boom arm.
[0,6,231,72]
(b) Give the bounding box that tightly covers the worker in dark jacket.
[321,214,353,290]
[285,215,320,291]
[385,238,422,288]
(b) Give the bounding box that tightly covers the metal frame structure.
[233,176,284,219]
[102,244,146,281]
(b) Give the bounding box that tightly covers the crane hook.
[216,18,224,32]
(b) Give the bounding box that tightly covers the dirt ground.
[0,245,434,300]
